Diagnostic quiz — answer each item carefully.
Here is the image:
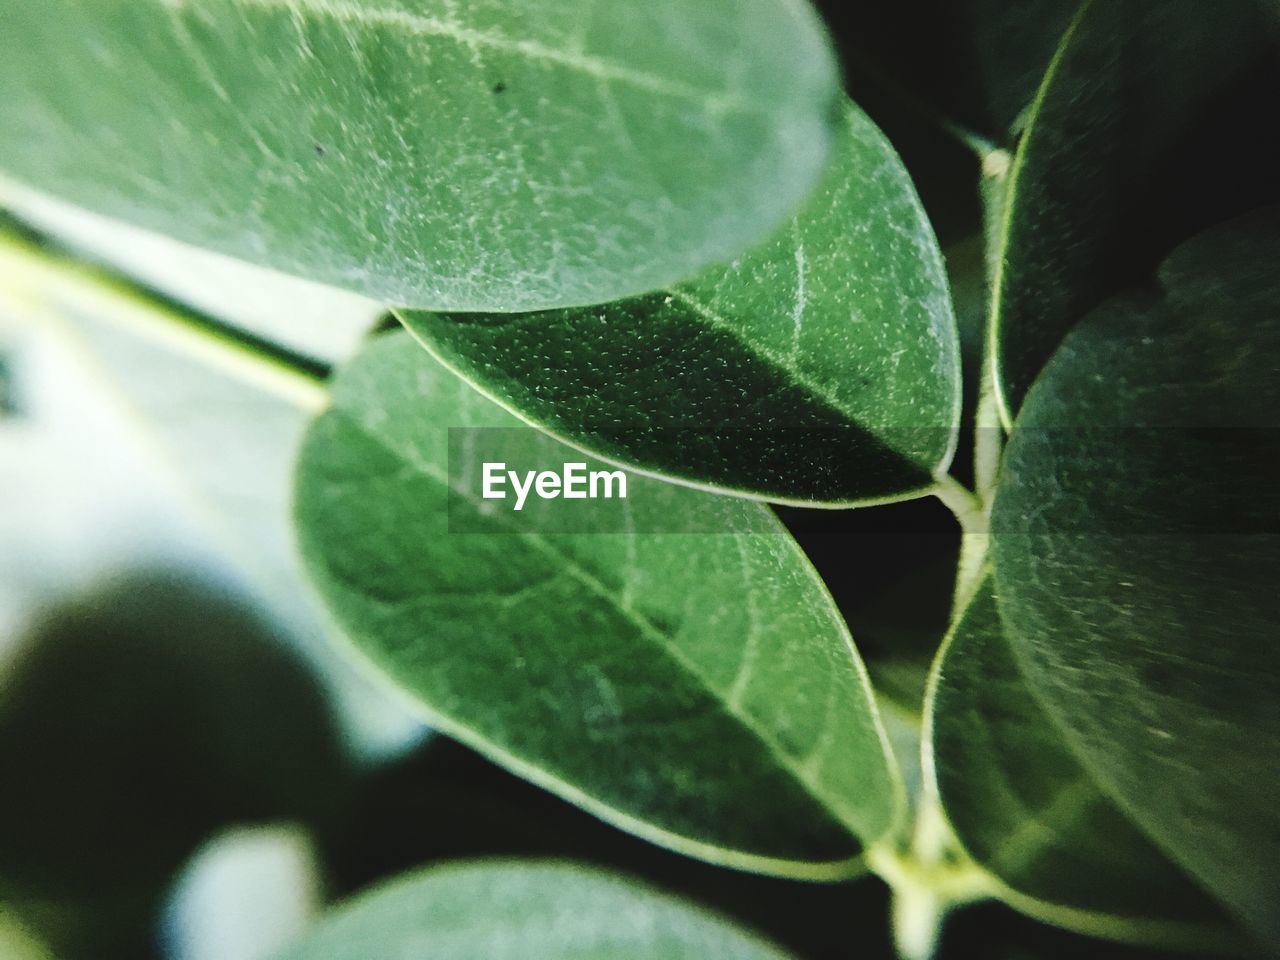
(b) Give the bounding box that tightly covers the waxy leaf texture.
[930,575,1235,946]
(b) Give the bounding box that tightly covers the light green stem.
[869,801,997,960]
[0,223,332,409]
[972,358,1005,507]
[888,133,1015,959]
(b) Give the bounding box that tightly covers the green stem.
[931,470,990,616]
[948,364,1004,608]
[0,220,333,408]
[869,801,997,960]
[951,530,989,613]
[931,474,983,533]
[882,127,1018,957]
[972,358,1005,506]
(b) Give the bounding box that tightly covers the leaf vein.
[332,407,866,839]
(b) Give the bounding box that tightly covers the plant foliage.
[0,1,1276,958]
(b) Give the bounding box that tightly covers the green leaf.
[988,0,1280,424]
[961,0,1080,135]
[275,861,799,960]
[990,209,1280,943]
[293,330,903,874]
[929,573,1238,948]
[0,0,839,311]
[400,103,960,505]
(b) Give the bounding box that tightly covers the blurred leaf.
[0,229,422,758]
[276,861,799,960]
[0,345,16,417]
[0,574,348,955]
[401,102,959,505]
[0,180,382,367]
[990,209,1280,942]
[0,0,838,311]
[930,574,1238,948]
[323,738,892,960]
[294,331,903,874]
[989,0,1280,423]
[164,825,321,960]
[0,912,54,960]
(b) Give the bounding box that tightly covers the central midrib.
[668,288,935,474]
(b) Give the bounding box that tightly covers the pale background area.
[0,186,425,960]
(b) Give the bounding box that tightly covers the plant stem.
[869,801,997,960]
[0,221,333,410]
[945,364,1005,607]
[931,471,990,608]
[972,359,1005,506]
[931,474,982,531]
[882,134,1018,957]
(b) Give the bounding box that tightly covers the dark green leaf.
[930,574,1238,947]
[989,0,1280,423]
[275,861,799,960]
[0,0,839,311]
[806,1,1079,250]
[294,330,903,874]
[401,103,959,505]
[990,209,1280,942]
